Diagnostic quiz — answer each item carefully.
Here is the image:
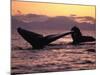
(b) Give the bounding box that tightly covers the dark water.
[11,30,96,74]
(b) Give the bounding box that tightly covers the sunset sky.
[12,1,95,18]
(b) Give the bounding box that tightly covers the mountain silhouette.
[12,14,96,33]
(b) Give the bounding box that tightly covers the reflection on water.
[11,30,96,74]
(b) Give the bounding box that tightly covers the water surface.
[11,30,96,74]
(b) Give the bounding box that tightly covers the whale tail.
[17,27,72,49]
[17,27,45,49]
[71,26,95,44]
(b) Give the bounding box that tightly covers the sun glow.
[12,1,95,18]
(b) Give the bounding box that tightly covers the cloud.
[14,14,49,23]
[17,10,22,15]
[74,16,96,24]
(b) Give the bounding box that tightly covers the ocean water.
[11,30,96,74]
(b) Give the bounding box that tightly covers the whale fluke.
[17,27,72,49]
[71,26,95,44]
[17,26,95,49]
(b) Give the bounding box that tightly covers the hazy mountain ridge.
[12,14,96,32]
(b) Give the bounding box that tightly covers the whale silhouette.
[71,26,95,44]
[17,26,95,49]
[17,27,72,49]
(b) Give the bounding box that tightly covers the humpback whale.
[17,26,95,49]
[71,26,95,44]
[17,27,72,49]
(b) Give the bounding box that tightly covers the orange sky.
[12,1,96,18]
